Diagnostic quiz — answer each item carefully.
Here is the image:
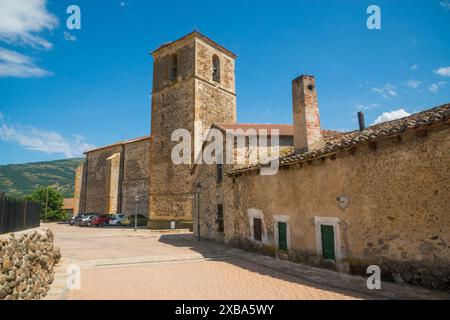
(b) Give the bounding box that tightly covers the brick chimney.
[292,75,322,152]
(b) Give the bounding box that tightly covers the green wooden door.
[278,222,288,251]
[321,225,335,260]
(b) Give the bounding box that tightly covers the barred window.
[217,204,224,232]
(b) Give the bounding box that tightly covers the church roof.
[84,135,150,154]
[227,103,450,175]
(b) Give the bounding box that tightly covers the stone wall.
[81,145,123,214]
[196,123,450,291]
[73,164,83,215]
[0,227,61,300]
[195,39,236,128]
[122,139,150,215]
[77,137,150,216]
[149,79,195,223]
[106,153,121,214]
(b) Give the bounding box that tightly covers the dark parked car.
[70,214,82,226]
[125,214,148,227]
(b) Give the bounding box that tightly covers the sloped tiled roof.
[214,123,294,136]
[63,198,75,210]
[227,103,450,175]
[214,123,341,139]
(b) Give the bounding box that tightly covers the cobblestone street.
[44,224,450,300]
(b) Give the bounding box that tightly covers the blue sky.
[0,0,449,165]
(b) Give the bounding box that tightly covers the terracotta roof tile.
[214,123,341,138]
[227,103,450,175]
[63,198,75,210]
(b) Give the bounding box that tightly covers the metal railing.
[0,195,41,234]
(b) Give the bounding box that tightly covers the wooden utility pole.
[44,187,49,223]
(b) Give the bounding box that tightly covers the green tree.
[26,187,65,221]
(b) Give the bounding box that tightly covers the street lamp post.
[134,195,140,232]
[194,182,202,241]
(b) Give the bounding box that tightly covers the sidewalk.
[43,224,450,300]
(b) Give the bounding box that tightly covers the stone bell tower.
[149,31,237,228]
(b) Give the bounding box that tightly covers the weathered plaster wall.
[198,124,450,290]
[193,133,293,241]
[193,161,227,242]
[0,227,61,300]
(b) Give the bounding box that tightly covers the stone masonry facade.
[76,137,150,216]
[148,32,236,228]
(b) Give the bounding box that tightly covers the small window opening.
[254,218,262,241]
[216,163,223,183]
[212,55,220,82]
[170,54,178,80]
[217,204,224,232]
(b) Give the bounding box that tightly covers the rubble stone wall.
[0,227,61,300]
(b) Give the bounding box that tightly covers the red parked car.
[91,214,111,227]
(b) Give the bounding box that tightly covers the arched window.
[212,55,220,82]
[169,53,178,80]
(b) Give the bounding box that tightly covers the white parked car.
[109,214,128,226]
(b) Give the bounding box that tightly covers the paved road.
[44,224,450,300]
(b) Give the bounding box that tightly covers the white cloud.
[410,64,418,70]
[0,116,95,157]
[0,0,58,50]
[0,47,51,78]
[372,84,398,99]
[403,80,421,89]
[434,66,450,77]
[372,109,411,125]
[441,1,450,10]
[63,31,77,42]
[428,81,447,93]
[355,103,379,111]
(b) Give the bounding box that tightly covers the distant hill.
[0,158,84,198]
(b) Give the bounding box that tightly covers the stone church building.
[76,32,239,228]
[74,32,450,290]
